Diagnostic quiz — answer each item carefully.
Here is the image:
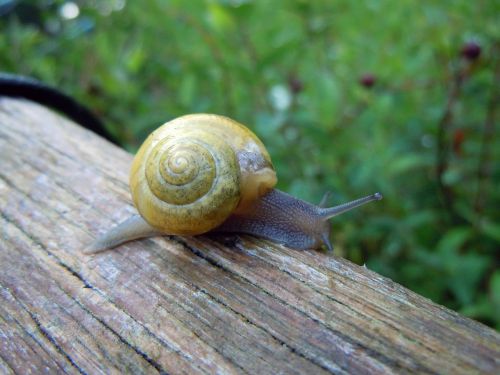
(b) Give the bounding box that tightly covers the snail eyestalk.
[319,193,383,220]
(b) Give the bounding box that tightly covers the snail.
[86,114,382,253]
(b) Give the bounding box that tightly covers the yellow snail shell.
[129,114,277,235]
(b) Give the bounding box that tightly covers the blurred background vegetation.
[1,0,499,329]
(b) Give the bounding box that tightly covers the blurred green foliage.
[1,0,498,328]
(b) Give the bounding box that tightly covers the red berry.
[360,73,376,88]
[461,42,481,61]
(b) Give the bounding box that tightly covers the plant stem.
[474,42,500,216]
[435,62,463,223]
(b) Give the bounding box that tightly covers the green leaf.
[480,220,500,243]
[436,227,472,254]
[207,3,236,33]
[388,154,429,175]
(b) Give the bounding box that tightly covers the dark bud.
[288,75,304,94]
[461,42,481,61]
[359,73,376,88]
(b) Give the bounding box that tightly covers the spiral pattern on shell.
[130,127,241,235]
[145,137,218,205]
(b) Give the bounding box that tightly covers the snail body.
[87,114,382,253]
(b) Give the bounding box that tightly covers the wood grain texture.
[0,97,499,375]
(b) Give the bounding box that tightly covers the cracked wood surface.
[0,97,499,375]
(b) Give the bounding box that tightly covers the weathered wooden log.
[0,97,498,375]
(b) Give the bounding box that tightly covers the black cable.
[0,72,118,144]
